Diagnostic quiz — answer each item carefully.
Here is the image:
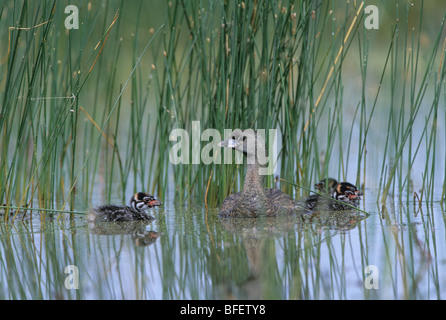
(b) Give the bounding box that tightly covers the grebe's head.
[332,182,362,201]
[130,192,163,212]
[218,129,266,162]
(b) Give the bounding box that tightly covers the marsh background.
[1,0,446,299]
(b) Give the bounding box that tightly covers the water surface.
[1,192,444,300]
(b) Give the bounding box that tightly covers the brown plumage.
[218,129,307,218]
[315,178,339,194]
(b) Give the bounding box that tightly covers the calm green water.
[1,191,444,299]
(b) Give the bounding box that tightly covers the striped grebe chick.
[305,177,339,210]
[88,192,162,222]
[306,180,363,211]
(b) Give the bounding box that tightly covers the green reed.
[0,1,165,218]
[378,2,446,204]
[3,0,446,303]
[155,0,369,205]
[1,0,446,218]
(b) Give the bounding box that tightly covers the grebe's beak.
[148,199,163,207]
[347,190,362,200]
[143,196,163,207]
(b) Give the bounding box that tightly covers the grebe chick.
[306,180,363,211]
[305,177,338,210]
[88,192,162,222]
[315,178,339,194]
[332,182,362,200]
[328,182,362,210]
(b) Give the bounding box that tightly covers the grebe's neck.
[241,159,268,202]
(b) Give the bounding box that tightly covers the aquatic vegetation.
[1,1,445,216]
[1,0,446,301]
